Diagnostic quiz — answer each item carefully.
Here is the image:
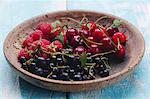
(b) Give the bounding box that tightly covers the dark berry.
[73,46,86,54]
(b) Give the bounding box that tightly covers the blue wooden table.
[0,0,150,99]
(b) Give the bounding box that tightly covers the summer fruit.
[49,27,61,40]
[82,21,96,31]
[66,28,78,41]
[36,22,51,35]
[88,44,100,54]
[87,36,94,45]
[22,37,33,47]
[52,40,63,50]
[92,28,106,41]
[116,44,125,58]
[18,17,126,81]
[29,30,43,40]
[74,46,86,54]
[107,28,119,36]
[100,37,113,51]
[18,48,31,59]
[112,32,126,44]
[70,35,81,47]
[79,30,91,38]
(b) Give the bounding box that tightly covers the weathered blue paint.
[0,0,149,99]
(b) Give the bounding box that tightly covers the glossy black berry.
[19,56,27,64]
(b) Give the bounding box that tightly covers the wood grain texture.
[68,0,150,99]
[0,0,66,99]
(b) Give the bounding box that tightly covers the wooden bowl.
[3,10,145,92]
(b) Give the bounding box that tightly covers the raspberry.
[18,48,31,59]
[52,40,63,50]
[36,22,51,35]
[22,37,33,47]
[29,30,43,41]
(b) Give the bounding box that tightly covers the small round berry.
[88,44,100,54]
[82,21,96,31]
[112,32,126,44]
[70,35,81,47]
[66,28,78,41]
[100,37,113,51]
[79,30,91,38]
[92,28,106,41]
[107,28,119,36]
[73,46,86,54]
[116,44,125,58]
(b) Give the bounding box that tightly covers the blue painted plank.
[0,0,67,99]
[68,0,150,99]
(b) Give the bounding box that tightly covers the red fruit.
[100,37,113,51]
[70,35,81,47]
[52,40,63,50]
[29,30,43,41]
[88,44,100,54]
[79,30,91,38]
[74,46,86,54]
[41,39,51,45]
[63,33,67,45]
[30,39,50,51]
[49,28,60,40]
[36,22,51,35]
[116,44,125,58]
[22,37,33,47]
[107,28,119,36]
[38,52,48,59]
[66,28,78,41]
[112,32,126,44]
[92,28,106,41]
[18,48,31,59]
[82,21,96,31]
[87,36,94,45]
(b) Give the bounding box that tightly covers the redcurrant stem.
[95,16,109,24]
[90,50,115,58]
[47,72,53,78]
[80,16,86,24]
[101,59,111,70]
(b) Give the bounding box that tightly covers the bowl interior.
[3,11,144,84]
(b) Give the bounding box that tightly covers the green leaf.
[54,32,64,45]
[79,52,87,67]
[113,19,122,27]
[52,20,62,29]
[87,23,91,29]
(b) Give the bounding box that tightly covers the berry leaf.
[79,52,87,67]
[52,20,62,29]
[54,32,64,45]
[113,19,121,27]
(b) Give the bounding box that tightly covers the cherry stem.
[80,16,87,24]
[81,34,102,45]
[95,16,109,24]
[117,38,120,49]
[90,50,115,58]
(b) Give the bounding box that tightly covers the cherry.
[29,30,43,41]
[66,28,78,41]
[79,30,91,38]
[82,21,96,32]
[22,37,33,47]
[107,28,119,36]
[116,44,125,58]
[73,46,86,54]
[18,48,31,59]
[100,37,113,51]
[88,44,100,54]
[52,40,63,50]
[36,22,51,35]
[92,28,106,41]
[70,35,81,47]
[87,36,94,45]
[112,32,126,44]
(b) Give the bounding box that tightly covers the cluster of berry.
[18,16,126,81]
